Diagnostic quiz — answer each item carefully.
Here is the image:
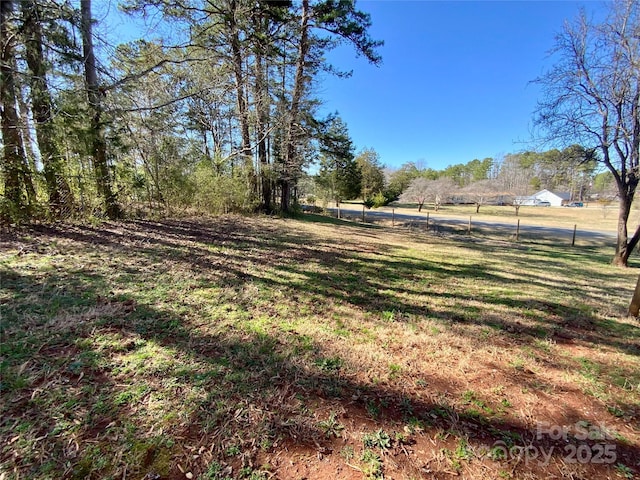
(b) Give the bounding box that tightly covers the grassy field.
[1,215,639,479]
[348,202,632,233]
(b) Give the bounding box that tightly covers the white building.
[534,190,571,207]
[514,190,571,207]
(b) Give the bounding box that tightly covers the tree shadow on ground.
[1,218,638,479]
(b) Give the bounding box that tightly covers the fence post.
[426,212,430,231]
[516,218,520,242]
[572,224,577,247]
[392,208,395,227]
[337,204,341,219]
[468,216,472,235]
[362,204,365,223]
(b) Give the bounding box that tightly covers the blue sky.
[318,0,605,171]
[101,0,605,172]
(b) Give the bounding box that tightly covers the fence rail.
[322,206,616,247]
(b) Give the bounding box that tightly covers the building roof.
[533,189,571,200]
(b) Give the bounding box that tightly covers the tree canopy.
[0,0,382,221]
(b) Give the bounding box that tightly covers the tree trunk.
[22,0,73,217]
[629,273,640,317]
[418,202,423,212]
[476,203,480,214]
[281,0,310,214]
[612,191,637,266]
[14,86,37,206]
[253,22,272,213]
[17,86,37,174]
[229,0,251,160]
[1,0,30,217]
[80,0,120,219]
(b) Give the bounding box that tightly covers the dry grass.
[373,201,632,232]
[1,214,638,480]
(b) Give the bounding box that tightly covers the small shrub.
[318,412,345,438]
[371,191,388,208]
[360,449,384,479]
[363,429,392,450]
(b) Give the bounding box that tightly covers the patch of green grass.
[454,438,473,461]
[442,438,474,473]
[607,404,625,418]
[225,445,241,457]
[315,355,343,372]
[388,362,402,379]
[380,310,395,322]
[509,355,527,371]
[578,356,601,381]
[199,461,224,479]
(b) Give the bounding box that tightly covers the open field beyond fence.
[331,203,628,247]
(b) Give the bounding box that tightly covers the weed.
[360,449,384,479]
[578,356,601,382]
[454,438,473,461]
[388,363,402,379]
[462,390,476,403]
[394,431,411,445]
[381,310,396,322]
[488,444,507,461]
[615,463,634,479]
[363,429,392,450]
[366,400,381,419]
[225,445,241,457]
[318,412,345,438]
[199,462,223,480]
[509,356,526,371]
[260,437,273,451]
[399,396,414,417]
[340,445,355,462]
[405,417,426,434]
[315,356,343,373]
[488,428,522,447]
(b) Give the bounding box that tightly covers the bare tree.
[399,177,455,212]
[462,179,500,213]
[399,177,429,212]
[534,0,640,266]
[430,178,456,211]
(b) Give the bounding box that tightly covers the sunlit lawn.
[1,215,638,479]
